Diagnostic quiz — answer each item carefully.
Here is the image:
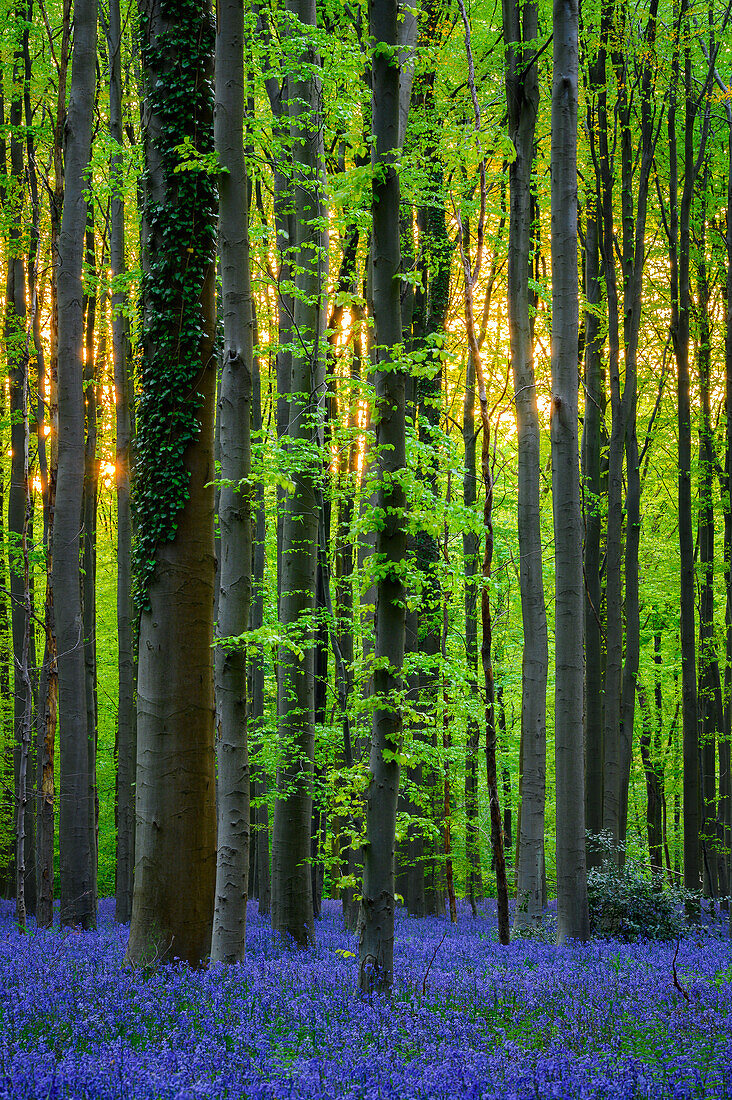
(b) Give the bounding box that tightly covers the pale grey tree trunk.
[550,0,589,943]
[210,0,254,963]
[54,0,96,930]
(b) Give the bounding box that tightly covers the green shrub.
[586,832,697,942]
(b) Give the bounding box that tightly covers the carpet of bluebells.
[3,898,732,1099]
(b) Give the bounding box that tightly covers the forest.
[2,0,732,1092]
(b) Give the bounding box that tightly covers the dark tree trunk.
[271,0,325,948]
[250,310,270,918]
[54,0,97,930]
[108,0,136,925]
[669,1,702,893]
[639,686,663,877]
[551,0,589,943]
[358,0,406,992]
[581,96,605,863]
[82,220,99,910]
[126,0,218,967]
[463,345,482,909]
[6,4,36,920]
[696,174,720,899]
[35,0,70,929]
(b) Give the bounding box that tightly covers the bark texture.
[550,0,589,943]
[210,0,254,966]
[126,0,218,967]
[54,0,97,930]
[357,0,406,992]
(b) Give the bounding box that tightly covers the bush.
[586,833,697,942]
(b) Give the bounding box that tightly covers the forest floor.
[1,898,732,1099]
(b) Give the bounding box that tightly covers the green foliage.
[586,834,697,942]
[131,0,218,607]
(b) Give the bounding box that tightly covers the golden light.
[101,460,116,489]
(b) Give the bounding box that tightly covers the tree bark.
[54,0,97,930]
[82,220,99,910]
[108,0,136,925]
[126,0,218,967]
[551,0,590,943]
[210,0,254,964]
[357,0,406,992]
[503,0,547,929]
[271,0,325,948]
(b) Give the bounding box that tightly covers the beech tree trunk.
[35,0,69,929]
[551,0,589,943]
[54,0,96,930]
[503,0,547,929]
[271,0,325,948]
[108,0,136,925]
[82,221,99,910]
[581,187,605,864]
[357,0,405,992]
[210,0,254,964]
[126,0,218,967]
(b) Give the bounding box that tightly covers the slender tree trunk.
[126,0,218,967]
[551,0,589,943]
[639,686,663,876]
[250,315,270,918]
[35,0,69,929]
[596,0,624,852]
[503,0,547,928]
[357,0,405,992]
[210,0,254,964]
[82,220,99,910]
[54,0,97,930]
[670,2,701,893]
[6,4,35,919]
[463,347,482,909]
[108,0,136,925]
[696,177,720,898]
[582,169,605,865]
[271,0,325,948]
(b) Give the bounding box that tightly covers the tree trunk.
[210,0,254,964]
[82,220,99,910]
[503,0,547,928]
[54,0,96,930]
[463,346,482,909]
[35,0,69,929]
[126,0,218,967]
[108,0,136,925]
[581,170,605,865]
[670,1,701,893]
[550,0,589,943]
[271,0,325,948]
[250,308,270,918]
[358,0,405,992]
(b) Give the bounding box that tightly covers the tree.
[54,0,97,930]
[502,0,547,929]
[358,0,406,992]
[126,0,218,967]
[551,0,589,943]
[210,0,254,964]
[270,0,326,948]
